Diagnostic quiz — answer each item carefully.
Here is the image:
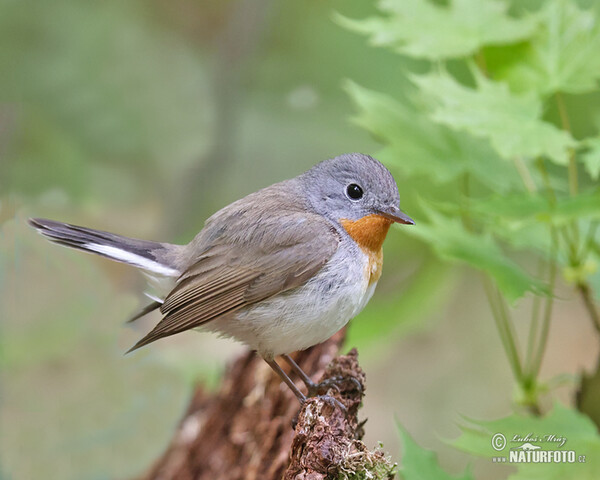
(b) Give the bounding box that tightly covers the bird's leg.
[264,356,347,414]
[282,353,363,398]
[263,357,306,403]
[281,354,318,392]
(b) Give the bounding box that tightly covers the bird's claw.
[314,394,347,414]
[307,375,363,398]
[292,394,348,428]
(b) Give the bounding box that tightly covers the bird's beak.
[375,206,415,225]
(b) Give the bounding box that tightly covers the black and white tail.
[28,218,181,278]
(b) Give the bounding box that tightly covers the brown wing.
[127,209,340,352]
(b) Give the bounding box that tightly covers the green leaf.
[492,0,600,96]
[336,0,536,61]
[472,190,600,227]
[404,205,545,302]
[581,136,600,180]
[412,70,576,165]
[451,403,600,480]
[397,423,474,480]
[467,191,600,257]
[345,81,521,192]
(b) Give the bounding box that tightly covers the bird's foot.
[314,393,347,414]
[306,375,363,398]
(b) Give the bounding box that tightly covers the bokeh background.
[1,0,598,479]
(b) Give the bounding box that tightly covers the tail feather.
[28,218,180,277]
[127,300,162,323]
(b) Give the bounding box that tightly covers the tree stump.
[137,330,395,479]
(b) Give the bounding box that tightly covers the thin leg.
[263,357,306,403]
[282,354,316,389]
[283,354,363,398]
[267,356,348,415]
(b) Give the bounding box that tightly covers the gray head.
[301,153,413,225]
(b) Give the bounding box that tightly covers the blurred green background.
[1,1,598,479]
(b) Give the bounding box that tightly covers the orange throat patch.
[340,214,393,285]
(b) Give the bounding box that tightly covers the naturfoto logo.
[491,433,586,465]
[511,433,567,448]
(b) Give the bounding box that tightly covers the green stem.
[498,286,524,381]
[570,222,581,251]
[560,227,578,262]
[555,93,578,197]
[460,173,525,381]
[530,228,558,380]
[536,158,556,206]
[513,156,537,193]
[580,220,599,259]
[540,154,600,338]
[555,93,582,255]
[483,277,524,383]
[525,259,546,374]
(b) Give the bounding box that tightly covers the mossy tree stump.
[137,330,395,479]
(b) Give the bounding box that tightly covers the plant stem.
[555,93,581,249]
[580,220,599,258]
[483,277,524,383]
[525,259,546,374]
[498,287,524,379]
[464,163,525,384]
[555,93,578,197]
[550,98,600,337]
[530,228,558,380]
[577,282,600,334]
[513,156,537,193]
[536,170,593,344]
[536,158,556,205]
[527,402,542,416]
[560,227,578,261]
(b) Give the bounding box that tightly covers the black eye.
[346,183,364,200]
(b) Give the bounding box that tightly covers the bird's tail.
[28,218,181,278]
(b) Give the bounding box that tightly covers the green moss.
[334,441,397,480]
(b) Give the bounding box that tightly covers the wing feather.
[161,267,258,311]
[127,201,340,353]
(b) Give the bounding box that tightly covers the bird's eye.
[346,183,364,200]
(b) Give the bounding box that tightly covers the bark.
[136,330,395,480]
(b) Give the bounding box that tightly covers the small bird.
[29,153,413,403]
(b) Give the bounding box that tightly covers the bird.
[29,153,414,403]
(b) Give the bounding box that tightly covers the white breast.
[206,246,376,358]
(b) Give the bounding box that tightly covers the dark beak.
[376,206,415,225]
